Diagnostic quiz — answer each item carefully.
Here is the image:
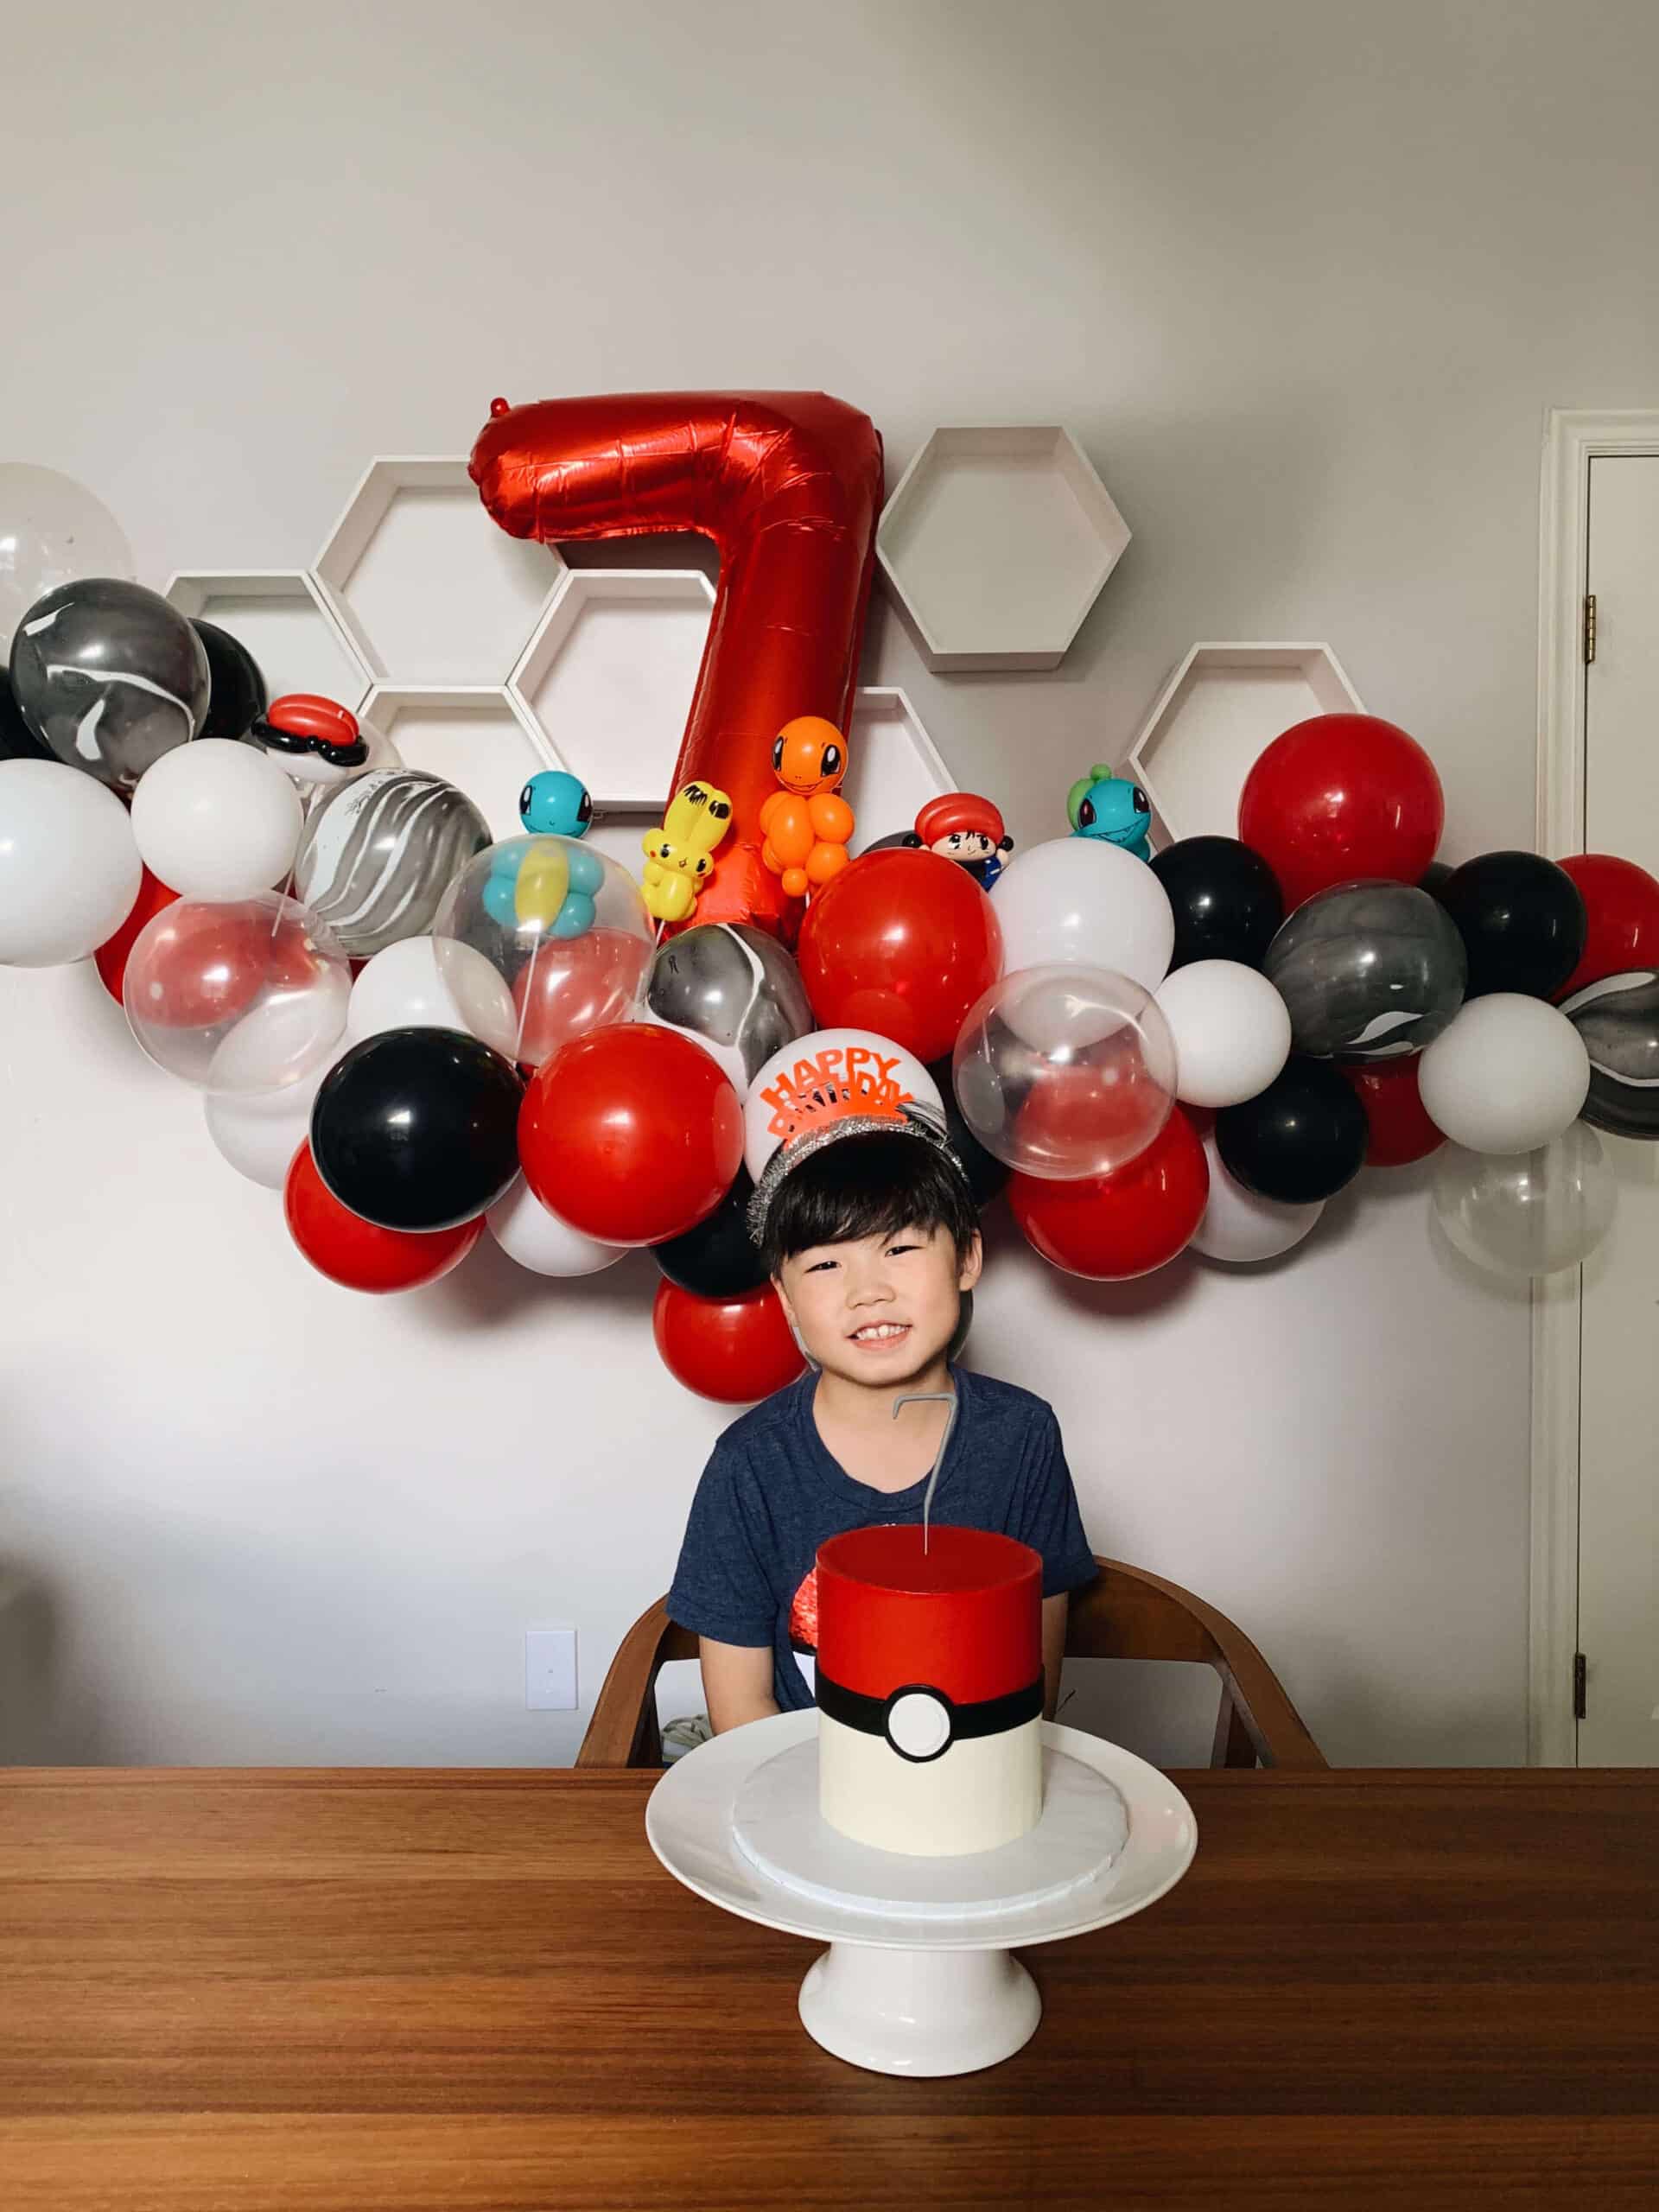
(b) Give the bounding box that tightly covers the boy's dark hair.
[759,1130,979,1276]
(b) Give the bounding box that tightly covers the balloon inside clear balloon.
[123,892,351,1093]
[951,963,1177,1180]
[432,836,652,1066]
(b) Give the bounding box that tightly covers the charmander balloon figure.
[759,715,855,899]
[1067,764,1153,861]
[519,769,592,837]
[910,791,1014,889]
[641,779,734,925]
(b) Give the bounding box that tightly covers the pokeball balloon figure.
[519,769,592,838]
[1067,764,1153,861]
[253,695,400,796]
[759,716,855,899]
[642,779,734,925]
[911,792,1014,890]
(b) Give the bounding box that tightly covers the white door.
[1579,452,1659,1765]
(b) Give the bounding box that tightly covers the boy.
[668,1109,1097,1733]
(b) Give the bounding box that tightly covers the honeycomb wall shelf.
[1127,642,1366,846]
[164,570,372,711]
[359,684,552,842]
[877,426,1130,672]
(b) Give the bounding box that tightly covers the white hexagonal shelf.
[1126,642,1366,846]
[361,684,551,843]
[315,458,564,684]
[165,570,372,710]
[508,569,715,810]
[877,426,1130,671]
[846,686,956,847]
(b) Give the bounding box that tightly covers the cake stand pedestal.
[645,1712,1197,2078]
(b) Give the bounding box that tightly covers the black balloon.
[192,618,268,744]
[1216,1057,1369,1205]
[0,667,52,762]
[1560,969,1659,1138]
[1419,860,1455,899]
[926,1057,1011,1206]
[1149,836,1284,970]
[310,1027,523,1232]
[1439,850,1586,999]
[654,1167,769,1298]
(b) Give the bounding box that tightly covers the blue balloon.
[482,870,519,927]
[568,845,604,897]
[519,769,593,837]
[1066,766,1152,861]
[550,891,596,938]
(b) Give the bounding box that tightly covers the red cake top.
[815,1524,1041,1705]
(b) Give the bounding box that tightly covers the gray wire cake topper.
[890,1387,958,1554]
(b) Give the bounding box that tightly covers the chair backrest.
[576,1554,1326,1770]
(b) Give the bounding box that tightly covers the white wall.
[6,0,1658,1770]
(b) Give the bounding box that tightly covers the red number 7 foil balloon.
[469,392,883,937]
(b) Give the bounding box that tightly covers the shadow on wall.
[0,1559,111,1765]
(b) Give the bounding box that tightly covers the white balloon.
[1191,1128,1325,1262]
[203,1052,337,1188]
[1156,960,1292,1109]
[0,758,141,966]
[486,1178,628,1276]
[1418,994,1590,1155]
[743,1027,944,1184]
[992,837,1174,991]
[131,738,303,899]
[0,464,133,655]
[346,935,516,1047]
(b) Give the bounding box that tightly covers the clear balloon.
[1433,1125,1617,1279]
[951,964,1177,1181]
[0,465,134,657]
[990,837,1175,991]
[346,935,515,1046]
[130,738,303,899]
[1418,994,1590,1154]
[0,758,140,967]
[432,835,652,1067]
[123,893,350,1093]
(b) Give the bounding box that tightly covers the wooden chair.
[575,1556,1326,1770]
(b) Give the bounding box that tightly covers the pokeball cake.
[815,1524,1044,1857]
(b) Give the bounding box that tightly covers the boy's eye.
[804,1257,838,1274]
[886,1240,922,1256]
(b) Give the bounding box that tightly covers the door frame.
[1532,407,1659,1764]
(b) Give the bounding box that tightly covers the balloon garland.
[4,423,1659,1405]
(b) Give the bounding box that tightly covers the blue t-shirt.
[667,1365,1097,1713]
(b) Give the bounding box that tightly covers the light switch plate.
[525,1628,578,1711]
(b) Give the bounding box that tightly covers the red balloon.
[1009,1109,1209,1281]
[509,925,652,1067]
[1338,1059,1445,1167]
[283,1143,481,1294]
[652,1279,806,1402]
[796,850,1003,1062]
[470,393,883,938]
[1239,715,1444,912]
[93,866,179,1006]
[123,899,280,1029]
[1554,853,1659,1001]
[518,1022,744,1245]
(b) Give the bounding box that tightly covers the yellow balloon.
[515,839,570,928]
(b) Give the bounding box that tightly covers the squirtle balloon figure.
[641,779,734,925]
[759,716,855,899]
[1067,764,1153,861]
[519,769,593,839]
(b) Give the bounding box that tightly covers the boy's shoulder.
[710,1370,812,1462]
[957,1365,1059,1434]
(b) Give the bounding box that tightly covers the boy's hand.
[699,1637,781,1734]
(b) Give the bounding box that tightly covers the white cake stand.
[645,1710,1197,2077]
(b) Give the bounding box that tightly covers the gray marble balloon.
[293,768,491,957]
[645,921,814,1090]
[1265,879,1466,1060]
[1560,969,1659,1137]
[10,577,209,791]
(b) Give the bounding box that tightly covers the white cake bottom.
[817,1707,1043,1857]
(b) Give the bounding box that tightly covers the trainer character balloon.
[1264,880,1466,1060]
[644,919,814,1091]
[911,792,1014,889]
[10,577,208,791]
[294,769,490,959]
[518,769,592,837]
[1560,969,1659,1138]
[1067,766,1152,861]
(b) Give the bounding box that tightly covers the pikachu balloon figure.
[641,780,734,925]
[759,716,855,899]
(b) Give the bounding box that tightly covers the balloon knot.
[489,396,511,418]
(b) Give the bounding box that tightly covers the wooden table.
[1,1769,1655,2209]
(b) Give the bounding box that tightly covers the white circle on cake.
[887,1690,951,1762]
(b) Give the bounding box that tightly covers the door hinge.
[1583,594,1597,664]
[1573,1651,1587,1720]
